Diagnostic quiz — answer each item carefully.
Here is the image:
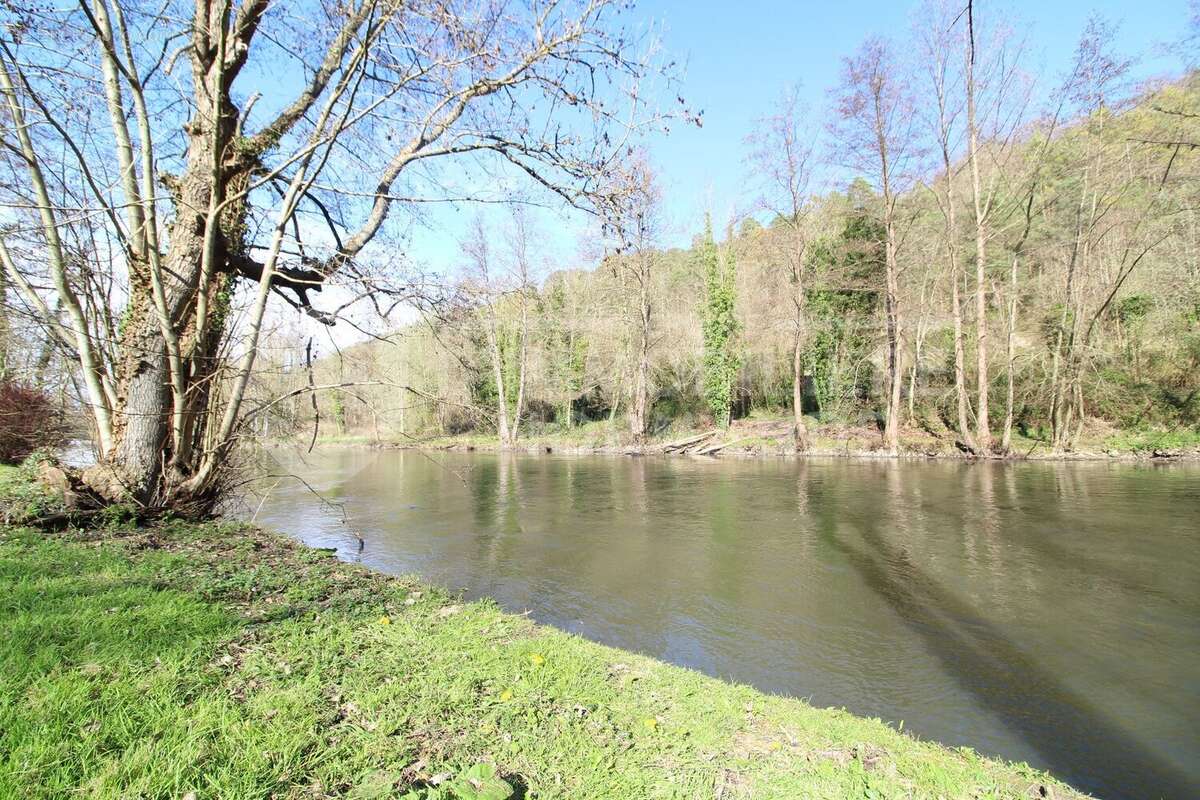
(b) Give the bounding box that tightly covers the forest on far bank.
[265,58,1200,456]
[2,0,1198,507]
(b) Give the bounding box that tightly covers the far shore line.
[270,433,1200,464]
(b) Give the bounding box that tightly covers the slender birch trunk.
[630,255,652,442]
[485,314,511,445]
[966,5,991,452]
[1001,253,1019,452]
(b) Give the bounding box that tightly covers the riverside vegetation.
[0,1,1197,496]
[0,462,1089,799]
[263,68,1200,460]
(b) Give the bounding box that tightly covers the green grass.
[0,519,1088,799]
[1100,428,1200,454]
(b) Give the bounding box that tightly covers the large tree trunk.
[108,321,171,500]
[98,136,236,502]
[85,0,250,509]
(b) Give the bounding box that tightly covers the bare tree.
[916,0,975,450]
[1047,14,1138,450]
[599,153,662,442]
[505,209,536,445]
[965,0,993,450]
[964,0,1031,451]
[460,213,538,446]
[0,0,675,512]
[746,86,819,450]
[828,37,919,454]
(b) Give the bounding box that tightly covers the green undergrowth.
[0,512,1087,798]
[0,461,64,522]
[1101,427,1200,454]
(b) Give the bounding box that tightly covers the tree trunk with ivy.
[700,220,739,430]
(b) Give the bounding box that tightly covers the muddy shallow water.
[253,449,1200,799]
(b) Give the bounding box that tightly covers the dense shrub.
[570,386,613,423]
[0,382,65,464]
[522,398,557,426]
[441,406,478,435]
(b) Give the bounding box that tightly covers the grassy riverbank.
[1,466,1087,799]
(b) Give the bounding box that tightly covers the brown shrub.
[0,381,66,464]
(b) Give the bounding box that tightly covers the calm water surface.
[253,449,1200,799]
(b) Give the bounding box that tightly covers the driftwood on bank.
[660,431,716,453]
[693,436,756,456]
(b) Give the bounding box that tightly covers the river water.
[253,448,1200,799]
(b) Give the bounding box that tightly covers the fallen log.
[19,508,107,530]
[694,436,756,456]
[661,431,716,452]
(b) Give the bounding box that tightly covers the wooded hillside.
[273,69,1200,455]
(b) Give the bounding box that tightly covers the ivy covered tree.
[700,219,740,429]
[803,200,883,421]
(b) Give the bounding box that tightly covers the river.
[252,448,1200,799]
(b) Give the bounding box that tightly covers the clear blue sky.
[401,0,1191,275]
[639,0,1189,241]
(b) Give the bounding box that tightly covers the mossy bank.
[0,466,1088,799]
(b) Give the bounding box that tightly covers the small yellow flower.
[378,615,391,625]
[768,741,782,752]
[529,653,545,667]
[499,689,514,702]
[643,717,659,731]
